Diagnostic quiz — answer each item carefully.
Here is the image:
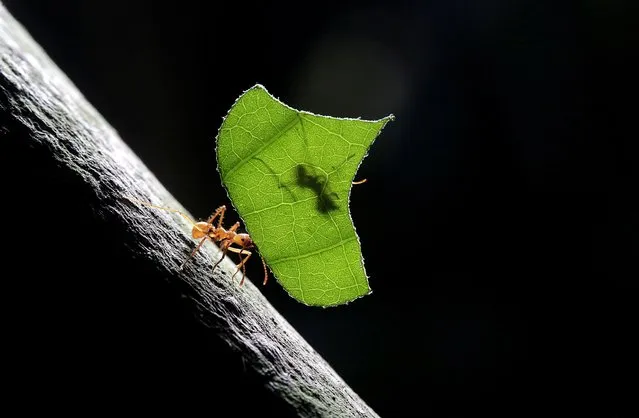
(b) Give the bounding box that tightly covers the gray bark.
[0,4,379,417]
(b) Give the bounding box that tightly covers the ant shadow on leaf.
[253,157,352,215]
[295,163,340,213]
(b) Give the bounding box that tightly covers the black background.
[3,0,637,416]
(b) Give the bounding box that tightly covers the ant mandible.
[128,198,268,286]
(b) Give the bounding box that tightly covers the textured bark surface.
[0,4,378,417]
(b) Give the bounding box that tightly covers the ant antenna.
[125,196,198,226]
[125,195,204,269]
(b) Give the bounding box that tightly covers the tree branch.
[0,4,378,417]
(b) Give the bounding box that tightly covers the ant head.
[235,233,254,248]
[192,221,212,239]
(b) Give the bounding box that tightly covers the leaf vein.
[269,236,357,265]
[222,113,300,181]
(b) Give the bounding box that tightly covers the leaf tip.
[249,83,268,92]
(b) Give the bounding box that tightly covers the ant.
[127,198,268,286]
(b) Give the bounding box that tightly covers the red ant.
[128,198,267,286]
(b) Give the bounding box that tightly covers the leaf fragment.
[216,84,392,306]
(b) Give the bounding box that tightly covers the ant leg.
[226,246,268,286]
[125,196,198,226]
[212,236,243,281]
[228,222,240,233]
[229,248,252,286]
[352,178,367,185]
[232,248,245,285]
[180,236,209,270]
[212,239,231,272]
[205,205,227,229]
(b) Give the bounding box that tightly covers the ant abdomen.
[192,222,211,239]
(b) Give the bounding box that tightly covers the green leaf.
[216,84,393,306]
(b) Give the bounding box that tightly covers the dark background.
[4,0,637,416]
